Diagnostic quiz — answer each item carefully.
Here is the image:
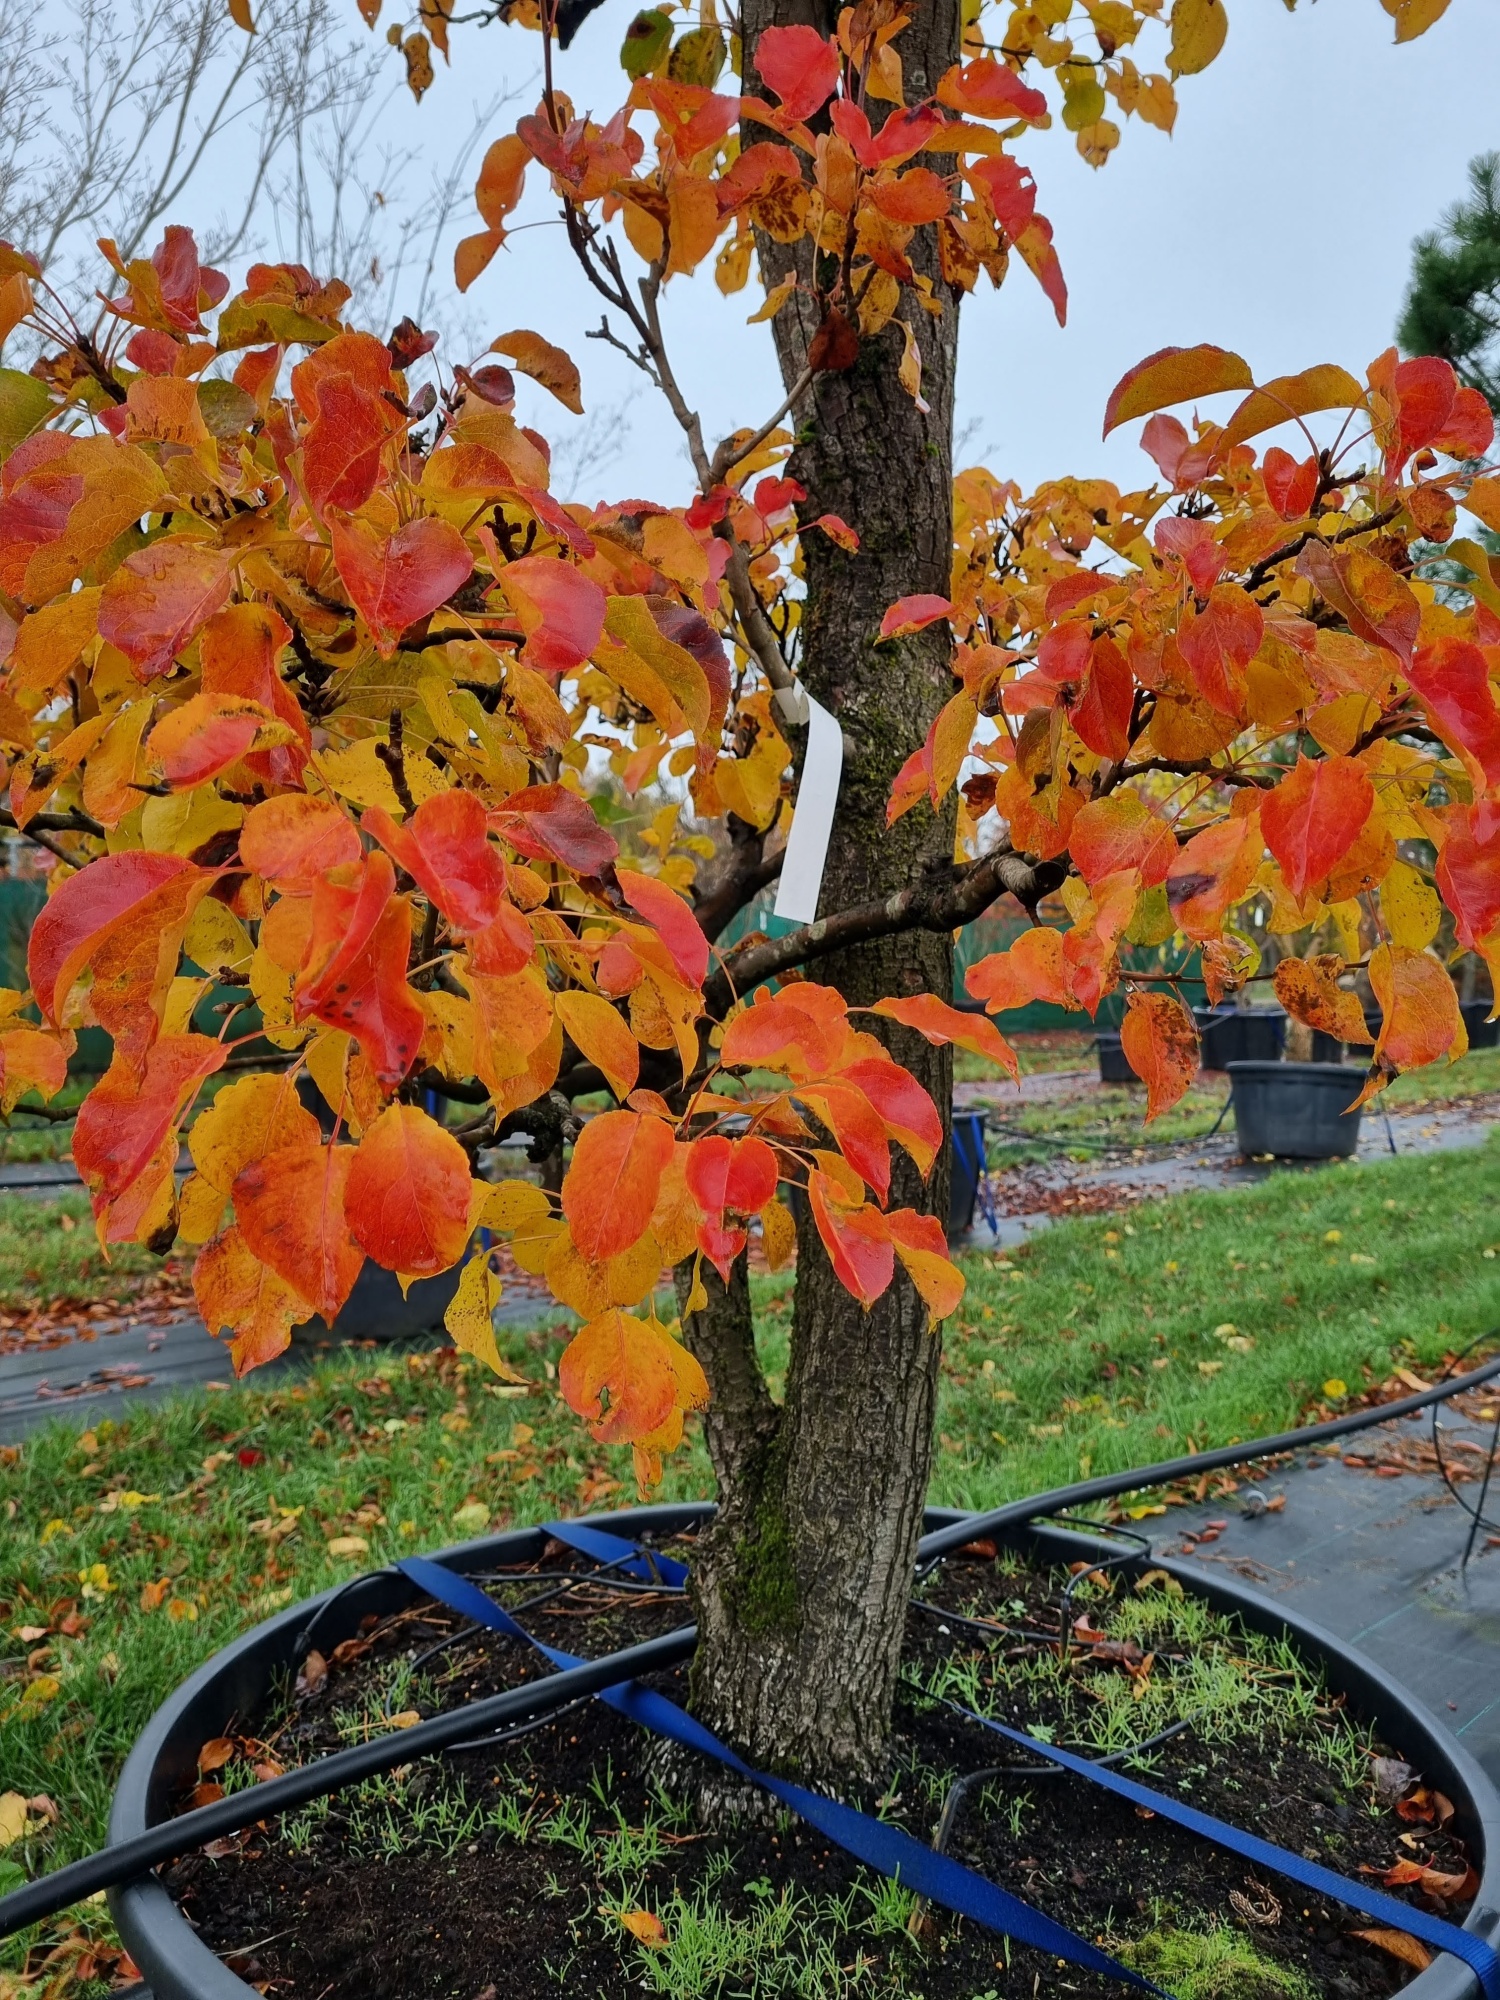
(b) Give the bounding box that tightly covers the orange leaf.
[0,1025,71,1116]
[807,1167,894,1307]
[1368,941,1466,1077]
[329,512,473,656]
[887,1207,964,1326]
[1069,794,1177,890]
[964,926,1073,1014]
[1120,990,1199,1121]
[96,540,235,681]
[301,370,396,518]
[798,1078,892,1200]
[561,1110,676,1264]
[363,789,507,935]
[1405,636,1500,792]
[74,1034,227,1214]
[1102,343,1252,437]
[554,991,639,1100]
[870,994,1019,1082]
[1216,365,1366,451]
[345,1103,472,1276]
[558,1309,707,1445]
[1296,541,1419,668]
[490,330,583,415]
[616,867,709,988]
[1273,955,1372,1045]
[720,984,851,1076]
[233,1140,365,1320]
[1260,754,1374,901]
[240,794,361,884]
[878,593,951,640]
[192,1226,306,1375]
[1165,809,1262,941]
[1350,1930,1431,1974]
[188,1071,321,1194]
[616,1908,669,1947]
[148,692,296,791]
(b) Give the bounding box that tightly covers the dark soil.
[161,1535,1480,2000]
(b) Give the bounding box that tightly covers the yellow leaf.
[1167,0,1227,75]
[895,320,928,413]
[16,1674,60,1712]
[1379,0,1450,40]
[489,330,583,415]
[555,990,640,1100]
[326,1535,369,1558]
[748,274,796,324]
[0,1793,27,1848]
[760,1198,797,1272]
[1380,860,1441,950]
[1323,1377,1347,1398]
[471,1177,552,1233]
[167,1597,199,1622]
[177,1170,227,1246]
[315,738,448,814]
[184,897,254,980]
[444,1254,528,1381]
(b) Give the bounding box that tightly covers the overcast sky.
[424,0,1500,504]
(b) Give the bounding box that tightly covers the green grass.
[0,1192,156,1312]
[3,1136,1500,1974]
[1114,1919,1316,1999]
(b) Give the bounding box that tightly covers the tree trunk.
[680,0,962,1795]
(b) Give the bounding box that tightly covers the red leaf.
[615,867,709,988]
[937,54,1047,121]
[1120,991,1199,1121]
[363,789,507,935]
[683,1132,776,1277]
[1435,804,1500,952]
[1070,634,1133,758]
[1177,583,1263,716]
[719,984,851,1076]
[1387,356,1457,474]
[1433,383,1493,460]
[879,593,952,641]
[97,541,235,681]
[807,1168,894,1306]
[561,1110,675,1263]
[1405,637,1500,791]
[239,794,361,884]
[490,784,619,874]
[28,852,196,1029]
[499,555,605,676]
[299,892,426,1091]
[74,1034,226,1212]
[234,1140,366,1320]
[149,693,293,791]
[1261,753,1374,901]
[294,853,397,1010]
[345,1103,472,1275]
[1155,516,1229,596]
[301,372,395,518]
[870,994,1019,1083]
[753,25,841,122]
[1262,446,1319,521]
[840,1053,943,1179]
[330,513,473,656]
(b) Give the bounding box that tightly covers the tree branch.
[702,841,1065,1017]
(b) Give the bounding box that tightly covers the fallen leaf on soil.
[298,1649,328,1695]
[1352,1929,1433,1972]
[1371,1756,1414,1805]
[1375,1857,1478,1899]
[197,1736,236,1773]
[615,1908,669,1945]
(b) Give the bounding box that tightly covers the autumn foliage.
[0,0,1485,1489]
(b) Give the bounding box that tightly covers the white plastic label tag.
[772,690,842,926]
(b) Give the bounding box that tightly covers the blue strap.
[396,1554,1166,1995]
[947,1705,1500,2000]
[540,1517,690,1589]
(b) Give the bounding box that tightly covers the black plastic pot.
[1095,1032,1134,1083]
[1462,1000,1500,1051]
[108,1506,1500,2000]
[1309,1029,1347,1064]
[295,1260,462,1345]
[1194,1006,1286,1069]
[1228,1059,1365,1159]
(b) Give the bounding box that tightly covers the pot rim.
[108,1503,1499,2000]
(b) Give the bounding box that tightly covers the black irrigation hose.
[916,1346,1500,1569]
[6,1345,1499,1945]
[0,1623,697,1941]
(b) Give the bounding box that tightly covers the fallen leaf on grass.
[0,1793,27,1848]
[1352,1929,1432,1972]
[325,1534,369,1558]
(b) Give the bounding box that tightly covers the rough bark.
[681,0,962,1793]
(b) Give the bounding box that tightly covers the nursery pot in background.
[1227,1060,1365,1160]
[1461,1000,1500,1050]
[1095,1032,1134,1083]
[1194,1006,1286,1069]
